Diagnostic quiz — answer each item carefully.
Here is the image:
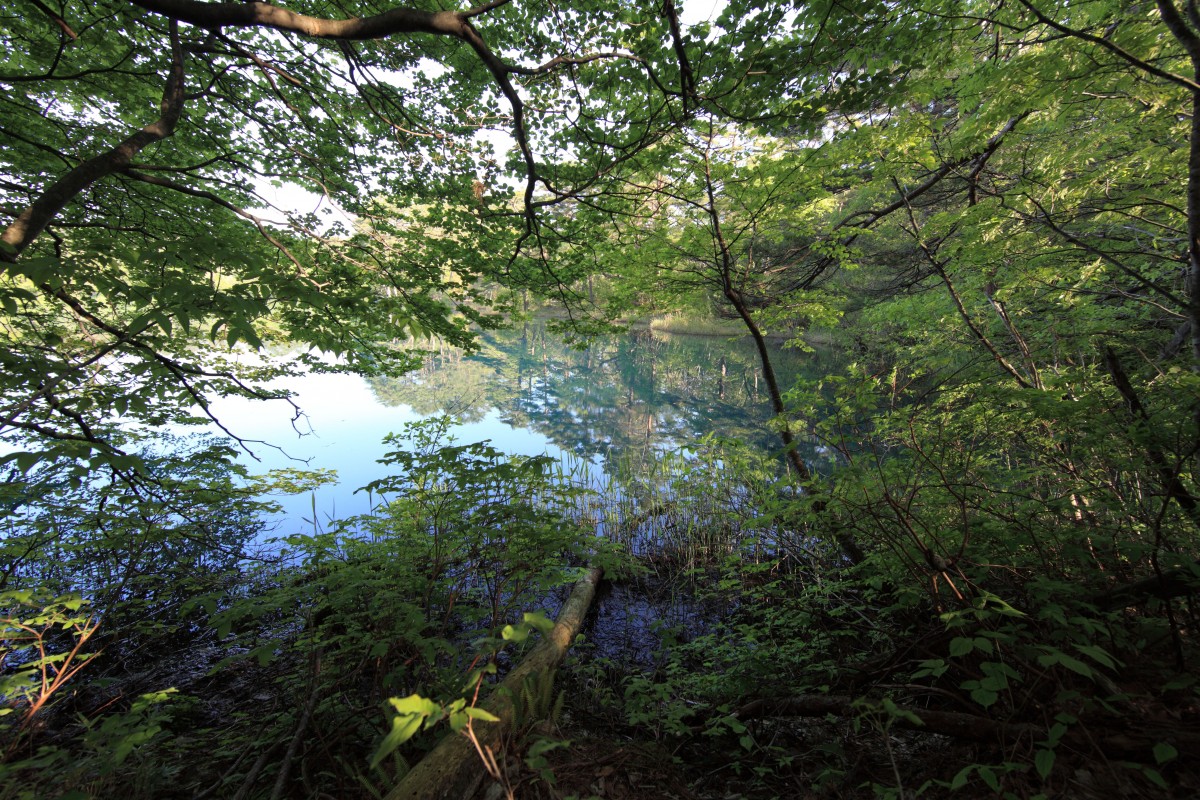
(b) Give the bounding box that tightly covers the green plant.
[523,735,571,787]
[0,686,192,800]
[369,610,555,769]
[0,590,99,738]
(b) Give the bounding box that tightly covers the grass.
[645,311,749,337]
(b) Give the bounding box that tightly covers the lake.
[205,323,837,533]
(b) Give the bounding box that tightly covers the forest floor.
[474,658,1200,800]
[453,575,1200,800]
[8,570,1200,799]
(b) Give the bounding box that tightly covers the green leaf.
[464,707,500,722]
[1142,766,1168,790]
[501,623,530,643]
[250,646,276,667]
[881,697,924,726]
[949,637,974,657]
[388,694,440,718]
[1162,674,1196,691]
[371,694,441,769]
[1038,651,1094,679]
[1045,722,1069,748]
[523,610,554,634]
[913,658,947,679]
[1074,644,1118,670]
[1152,742,1177,765]
[978,765,1000,793]
[371,713,425,769]
[12,452,40,473]
[1035,748,1055,779]
[950,765,974,790]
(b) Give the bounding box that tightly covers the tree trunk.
[385,566,603,800]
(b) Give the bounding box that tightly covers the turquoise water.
[205,324,825,534]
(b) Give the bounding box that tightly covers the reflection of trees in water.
[367,347,507,423]
[366,323,832,465]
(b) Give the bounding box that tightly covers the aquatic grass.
[307,422,822,592]
[593,440,803,584]
[646,311,748,337]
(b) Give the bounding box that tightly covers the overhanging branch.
[129,0,465,40]
[1,20,186,262]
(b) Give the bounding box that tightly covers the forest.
[2,0,1199,797]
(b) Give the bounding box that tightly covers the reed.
[645,311,747,337]
[593,442,785,580]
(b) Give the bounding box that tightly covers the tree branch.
[27,0,78,40]
[662,0,696,113]
[508,51,645,76]
[119,169,316,281]
[1,21,186,261]
[129,0,466,40]
[462,0,513,20]
[836,114,1027,232]
[1016,0,1200,91]
[1022,195,1186,308]
[1155,0,1200,63]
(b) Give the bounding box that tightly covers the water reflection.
[220,324,840,531]
[366,323,824,466]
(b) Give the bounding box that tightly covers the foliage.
[0,590,99,736]
[0,589,198,800]
[189,418,601,797]
[367,610,552,770]
[4,0,1200,796]
[569,407,1197,794]
[0,436,270,640]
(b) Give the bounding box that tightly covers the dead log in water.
[385,566,603,800]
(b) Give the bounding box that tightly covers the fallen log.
[385,566,603,800]
[1090,561,1200,611]
[728,695,1039,743]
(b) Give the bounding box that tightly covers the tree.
[578,0,1200,572]
[0,4,717,713]
[0,0,711,476]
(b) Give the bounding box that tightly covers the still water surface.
[207,324,833,533]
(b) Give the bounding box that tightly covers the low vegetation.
[3,413,1197,798]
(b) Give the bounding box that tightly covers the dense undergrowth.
[2,388,1198,799]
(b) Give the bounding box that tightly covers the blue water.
[201,325,819,535]
[207,374,580,533]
